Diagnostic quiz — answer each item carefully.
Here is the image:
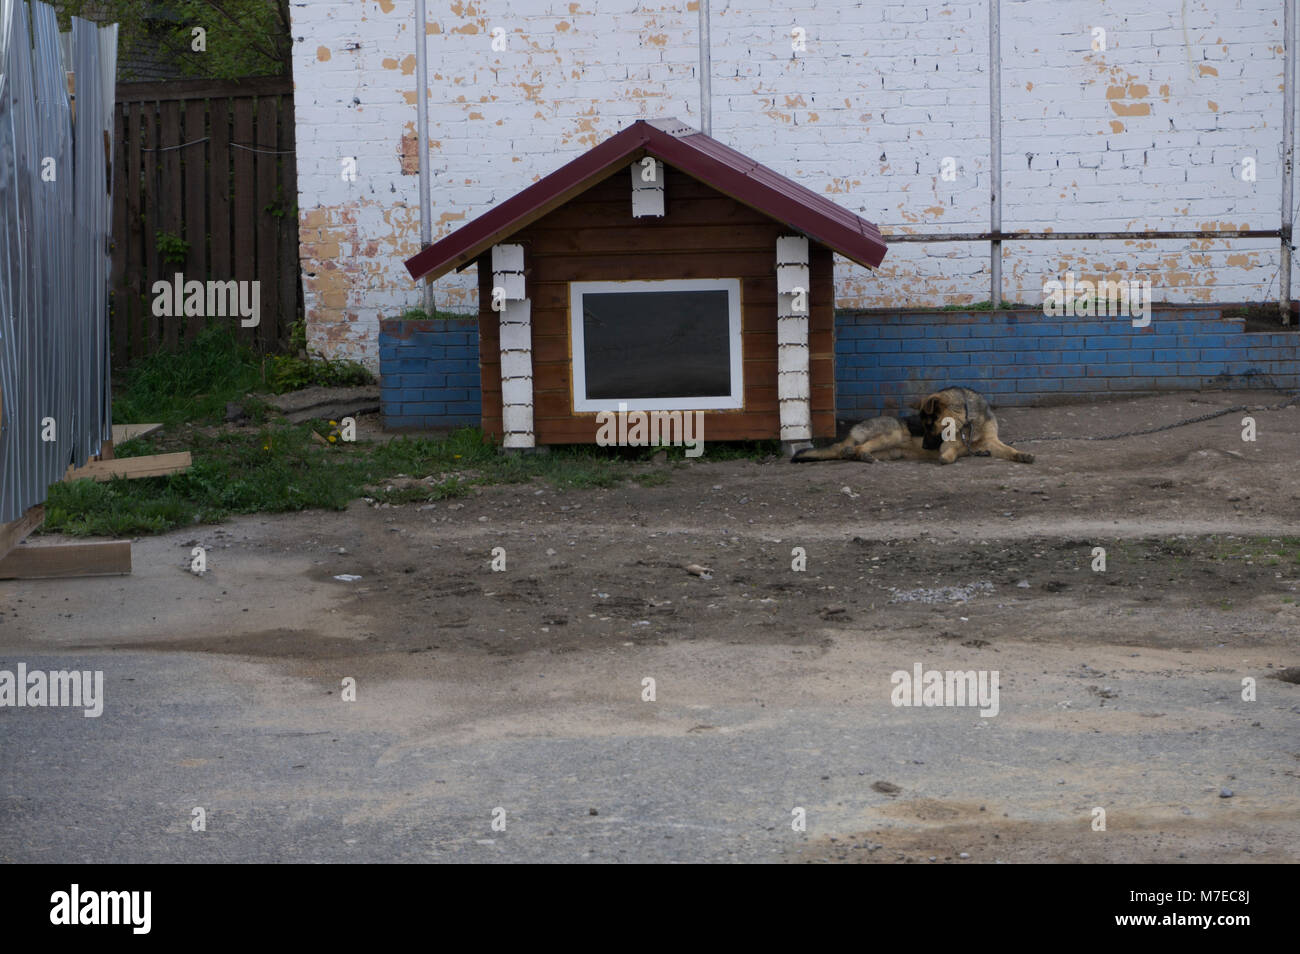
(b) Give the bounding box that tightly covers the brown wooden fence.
[110,76,299,365]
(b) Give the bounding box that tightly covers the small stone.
[1219,788,1234,798]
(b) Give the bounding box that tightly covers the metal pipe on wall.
[698,0,712,136]
[415,0,434,313]
[1282,0,1294,325]
[989,0,1001,311]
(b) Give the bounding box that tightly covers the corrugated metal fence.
[0,0,116,524]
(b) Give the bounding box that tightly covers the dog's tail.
[790,445,844,463]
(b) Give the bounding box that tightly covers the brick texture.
[378,318,481,429]
[292,1,1296,371]
[834,308,1300,417]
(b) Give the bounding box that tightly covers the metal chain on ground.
[1014,391,1300,443]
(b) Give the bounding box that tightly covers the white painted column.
[492,243,534,449]
[776,235,811,447]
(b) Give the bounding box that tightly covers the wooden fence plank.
[117,76,290,102]
[110,106,129,361]
[256,94,280,352]
[109,79,299,366]
[231,96,256,348]
[125,102,145,362]
[278,92,299,351]
[208,96,232,315]
[184,98,208,342]
[159,99,183,350]
[140,100,160,357]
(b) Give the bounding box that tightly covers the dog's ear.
[919,396,941,416]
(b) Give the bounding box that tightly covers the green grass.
[42,424,771,537]
[49,328,782,537]
[1210,536,1300,564]
[397,308,477,322]
[112,326,372,427]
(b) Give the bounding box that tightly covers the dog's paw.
[1018,452,1035,464]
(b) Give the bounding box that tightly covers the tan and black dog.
[791,387,1034,465]
[912,386,1034,465]
[790,413,942,463]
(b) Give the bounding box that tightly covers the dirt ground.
[3,388,1299,863]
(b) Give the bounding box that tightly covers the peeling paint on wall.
[289,0,1296,370]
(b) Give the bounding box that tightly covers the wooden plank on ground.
[112,423,164,443]
[0,506,46,562]
[65,451,192,482]
[0,541,132,579]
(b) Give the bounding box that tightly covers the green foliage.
[287,318,308,354]
[936,300,1034,311]
[114,326,266,426]
[264,354,373,394]
[114,326,375,426]
[40,419,781,537]
[155,231,190,267]
[262,182,297,220]
[399,308,477,322]
[52,0,291,81]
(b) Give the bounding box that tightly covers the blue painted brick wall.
[378,310,1297,432]
[378,318,481,429]
[834,309,1299,418]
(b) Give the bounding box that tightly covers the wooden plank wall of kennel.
[474,167,837,444]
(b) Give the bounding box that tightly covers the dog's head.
[900,413,944,450]
[911,393,960,447]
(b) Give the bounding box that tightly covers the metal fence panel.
[0,0,115,523]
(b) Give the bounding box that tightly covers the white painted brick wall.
[290,0,1295,367]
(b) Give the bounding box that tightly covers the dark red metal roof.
[403,117,887,282]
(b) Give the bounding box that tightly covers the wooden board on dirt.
[0,540,132,579]
[0,505,46,562]
[65,451,192,482]
[112,423,164,443]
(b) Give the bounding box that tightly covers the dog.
[790,413,943,463]
[912,386,1034,465]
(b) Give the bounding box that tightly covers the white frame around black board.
[568,277,744,412]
